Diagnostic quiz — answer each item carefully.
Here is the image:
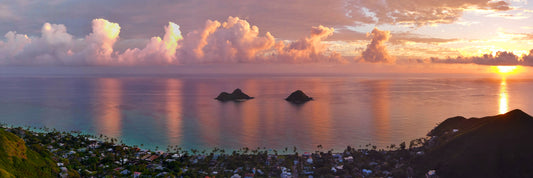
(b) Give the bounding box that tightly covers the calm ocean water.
[1,67,532,152]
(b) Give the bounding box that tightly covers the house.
[120,169,130,175]
[344,156,354,162]
[426,170,438,178]
[156,172,169,177]
[146,155,159,162]
[362,169,372,175]
[140,154,151,160]
[244,173,254,178]
[171,153,181,159]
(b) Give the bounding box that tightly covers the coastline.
[1,123,428,177]
[2,109,533,177]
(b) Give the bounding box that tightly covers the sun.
[491,66,518,74]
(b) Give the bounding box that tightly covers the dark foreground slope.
[419,109,533,177]
[0,128,59,177]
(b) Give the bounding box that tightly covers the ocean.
[1,66,531,152]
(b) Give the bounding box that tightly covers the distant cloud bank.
[431,50,533,66]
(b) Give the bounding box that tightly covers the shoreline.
[0,124,429,177]
[0,122,421,154]
[2,109,532,177]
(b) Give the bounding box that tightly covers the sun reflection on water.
[165,79,183,146]
[94,78,122,138]
[499,77,508,114]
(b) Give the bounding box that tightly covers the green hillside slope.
[0,128,59,177]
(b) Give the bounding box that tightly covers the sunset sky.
[0,0,532,67]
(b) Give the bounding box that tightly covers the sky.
[0,0,532,68]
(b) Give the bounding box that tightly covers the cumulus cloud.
[82,19,121,65]
[472,51,520,65]
[180,16,276,63]
[0,17,345,65]
[119,22,183,65]
[360,28,394,63]
[432,50,533,66]
[346,0,512,26]
[0,23,75,65]
[0,32,31,62]
[0,18,181,65]
[522,49,533,66]
[180,17,344,63]
[275,25,345,63]
[180,20,220,60]
[0,19,122,65]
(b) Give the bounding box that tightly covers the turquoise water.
[1,67,532,152]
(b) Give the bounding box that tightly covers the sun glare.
[492,66,518,74]
[499,77,508,114]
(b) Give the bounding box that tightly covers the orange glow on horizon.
[491,66,518,75]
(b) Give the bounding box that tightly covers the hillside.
[419,109,533,177]
[0,128,59,177]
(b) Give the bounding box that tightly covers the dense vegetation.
[0,128,59,177]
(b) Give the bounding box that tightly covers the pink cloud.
[180,16,276,63]
[360,28,394,63]
[0,19,121,65]
[275,25,345,63]
[119,22,182,65]
[0,23,75,65]
[180,19,220,60]
[0,17,347,65]
[0,31,31,63]
[82,19,121,65]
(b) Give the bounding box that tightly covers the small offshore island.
[2,109,533,177]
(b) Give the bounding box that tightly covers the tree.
[399,142,406,150]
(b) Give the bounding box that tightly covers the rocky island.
[215,88,254,101]
[285,90,313,104]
